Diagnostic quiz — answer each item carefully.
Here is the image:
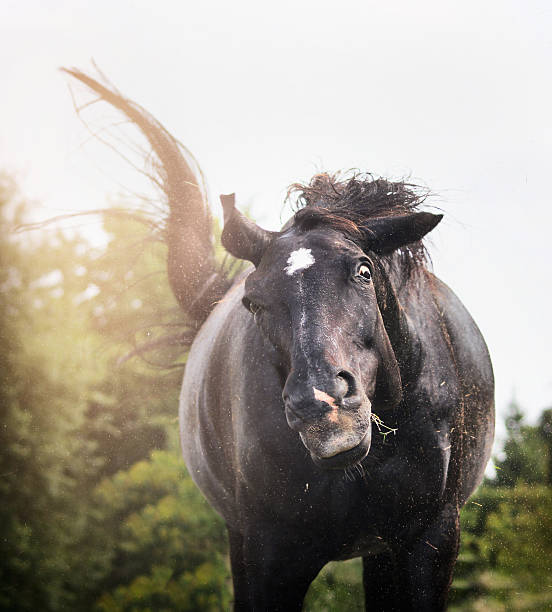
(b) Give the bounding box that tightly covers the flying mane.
[287,172,434,281]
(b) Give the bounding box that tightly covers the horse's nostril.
[337,371,356,398]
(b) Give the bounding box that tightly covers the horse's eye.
[357,264,372,281]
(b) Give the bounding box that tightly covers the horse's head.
[220,188,441,469]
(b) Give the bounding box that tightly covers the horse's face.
[221,194,441,469]
[242,228,399,469]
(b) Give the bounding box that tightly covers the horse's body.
[66,70,494,611]
[180,220,494,611]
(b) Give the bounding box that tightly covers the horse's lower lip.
[311,430,370,470]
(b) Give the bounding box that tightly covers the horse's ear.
[362,212,443,255]
[220,194,277,266]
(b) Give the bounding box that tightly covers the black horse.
[66,69,495,611]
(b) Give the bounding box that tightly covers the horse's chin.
[300,426,372,470]
[311,433,371,470]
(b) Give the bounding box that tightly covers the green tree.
[537,408,552,485]
[0,178,184,609]
[450,400,552,610]
[75,213,186,483]
[94,451,231,612]
[451,485,552,611]
[0,175,106,610]
[493,398,548,487]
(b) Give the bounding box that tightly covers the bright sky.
[1,0,551,437]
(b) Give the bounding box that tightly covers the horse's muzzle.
[282,366,372,468]
[285,396,372,469]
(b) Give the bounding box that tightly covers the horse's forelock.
[292,207,363,239]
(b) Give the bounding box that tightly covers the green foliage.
[493,398,549,487]
[450,399,552,611]
[0,179,187,609]
[538,408,552,486]
[450,485,552,610]
[0,176,105,610]
[94,451,231,612]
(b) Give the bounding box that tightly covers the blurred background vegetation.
[1,173,551,611]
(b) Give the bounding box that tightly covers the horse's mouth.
[301,428,371,470]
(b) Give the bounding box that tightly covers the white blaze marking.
[285,248,315,369]
[285,248,315,275]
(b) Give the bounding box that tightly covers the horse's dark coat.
[180,181,494,611]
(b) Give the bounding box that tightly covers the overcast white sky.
[1,0,551,436]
